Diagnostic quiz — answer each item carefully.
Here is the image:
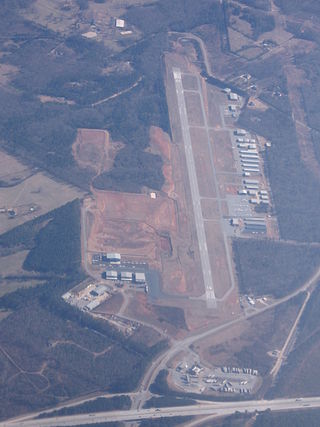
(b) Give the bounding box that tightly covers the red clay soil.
[84,121,205,298]
[86,190,177,269]
[149,126,175,196]
[149,126,172,162]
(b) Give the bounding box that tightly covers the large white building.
[135,272,146,284]
[106,270,118,280]
[121,271,133,282]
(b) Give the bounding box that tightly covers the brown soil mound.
[149,126,172,162]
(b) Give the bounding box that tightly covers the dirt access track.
[84,126,205,297]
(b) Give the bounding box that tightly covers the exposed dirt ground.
[84,124,205,300]
[72,128,123,176]
[149,126,175,197]
[85,189,176,267]
[0,63,18,87]
[125,293,189,339]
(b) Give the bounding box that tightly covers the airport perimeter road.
[4,397,320,426]
[173,68,216,306]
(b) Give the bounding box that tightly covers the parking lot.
[171,355,261,395]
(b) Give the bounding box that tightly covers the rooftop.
[135,272,146,282]
[115,19,125,28]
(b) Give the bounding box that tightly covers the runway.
[173,68,216,306]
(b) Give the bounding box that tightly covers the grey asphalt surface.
[173,68,216,306]
[193,74,236,301]
[4,396,320,426]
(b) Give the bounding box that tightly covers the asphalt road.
[134,264,320,410]
[4,397,320,426]
[173,67,216,306]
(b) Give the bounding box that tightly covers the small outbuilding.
[115,19,125,28]
[229,92,238,101]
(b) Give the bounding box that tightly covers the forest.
[253,409,320,427]
[23,200,81,275]
[0,275,167,420]
[0,2,168,193]
[0,193,167,419]
[0,200,81,276]
[274,0,320,14]
[267,285,320,398]
[232,239,320,298]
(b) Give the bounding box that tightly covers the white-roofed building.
[121,271,133,282]
[135,272,146,284]
[115,19,125,28]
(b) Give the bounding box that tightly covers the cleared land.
[0,150,34,187]
[84,124,205,300]
[181,74,198,91]
[198,294,305,378]
[0,170,84,235]
[210,130,236,173]
[201,198,220,221]
[207,86,226,128]
[85,190,176,267]
[184,92,205,127]
[205,221,232,299]
[190,127,217,199]
[72,128,122,176]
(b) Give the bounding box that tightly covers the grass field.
[0,171,84,236]
[199,293,304,377]
[210,129,236,173]
[205,221,233,299]
[190,127,217,198]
